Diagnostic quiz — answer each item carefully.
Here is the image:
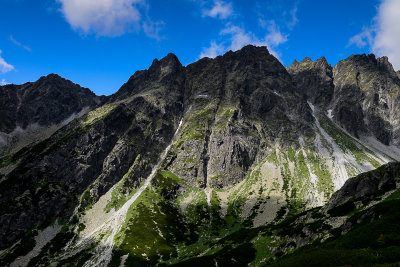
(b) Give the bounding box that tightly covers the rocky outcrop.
[332,54,400,144]
[0,74,104,156]
[326,162,400,211]
[167,45,314,189]
[287,56,334,106]
[0,74,101,133]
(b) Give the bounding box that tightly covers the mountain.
[0,74,103,156]
[0,45,399,266]
[170,161,400,266]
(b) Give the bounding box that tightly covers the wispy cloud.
[199,41,225,58]
[142,19,165,41]
[264,20,288,47]
[257,0,299,31]
[373,0,400,70]
[347,26,374,48]
[348,0,400,70]
[57,0,144,37]
[220,25,253,51]
[287,6,298,30]
[9,35,32,52]
[1,79,8,85]
[0,50,14,74]
[198,1,297,62]
[202,0,233,19]
[200,22,287,60]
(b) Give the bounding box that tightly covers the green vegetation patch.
[81,103,118,128]
[271,198,400,266]
[114,186,196,265]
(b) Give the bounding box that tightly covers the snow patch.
[194,94,209,99]
[327,109,334,119]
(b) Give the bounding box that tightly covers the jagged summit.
[149,52,182,69]
[0,74,101,157]
[300,57,312,63]
[0,74,99,133]
[1,45,400,266]
[110,52,185,102]
[113,45,284,103]
[287,54,333,106]
[334,53,398,79]
[38,73,65,81]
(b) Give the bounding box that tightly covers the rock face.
[169,45,313,189]
[332,54,400,145]
[0,45,400,266]
[287,56,334,106]
[0,74,103,155]
[326,161,400,210]
[0,74,100,133]
[287,54,400,146]
[0,56,185,251]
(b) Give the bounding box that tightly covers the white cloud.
[348,27,374,48]
[221,25,253,51]
[287,6,298,30]
[202,0,233,19]
[199,22,287,61]
[9,35,32,52]
[348,0,400,70]
[257,2,299,31]
[373,0,400,70]
[0,50,14,74]
[264,20,288,47]
[199,41,225,58]
[143,19,165,41]
[1,79,8,85]
[57,0,143,37]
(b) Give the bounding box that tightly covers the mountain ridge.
[1,45,400,266]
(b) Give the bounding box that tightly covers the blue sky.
[1,0,399,95]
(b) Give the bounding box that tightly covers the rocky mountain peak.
[0,74,98,133]
[0,74,100,156]
[377,56,399,78]
[315,56,329,65]
[149,53,182,71]
[235,44,269,55]
[334,53,378,73]
[288,59,299,68]
[38,73,64,81]
[331,52,400,145]
[287,55,333,106]
[34,73,95,96]
[185,44,297,109]
[215,45,276,68]
[300,57,312,63]
[111,53,185,102]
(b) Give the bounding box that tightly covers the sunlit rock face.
[332,54,400,146]
[1,45,400,266]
